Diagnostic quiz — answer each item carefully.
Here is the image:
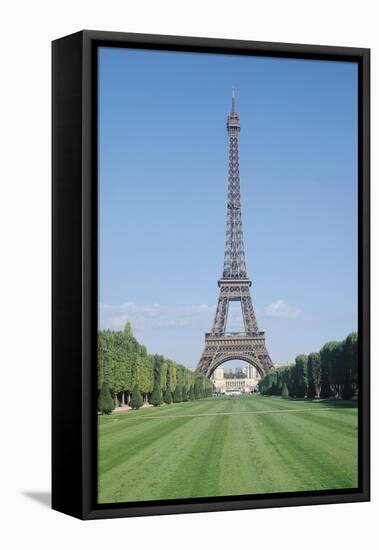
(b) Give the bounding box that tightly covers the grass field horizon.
[98,395,358,504]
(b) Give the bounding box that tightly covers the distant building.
[211,366,260,393]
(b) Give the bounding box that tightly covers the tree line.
[98,322,213,413]
[258,332,358,400]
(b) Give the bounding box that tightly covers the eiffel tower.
[196,91,274,379]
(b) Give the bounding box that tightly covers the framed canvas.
[52,30,370,520]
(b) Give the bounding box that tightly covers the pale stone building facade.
[211,366,260,394]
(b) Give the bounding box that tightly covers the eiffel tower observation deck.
[196,91,274,379]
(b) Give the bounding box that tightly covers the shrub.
[150,381,162,406]
[98,382,114,414]
[342,382,354,400]
[173,385,182,403]
[320,375,332,398]
[130,386,143,410]
[163,388,172,404]
[294,355,308,397]
[307,381,317,399]
[281,382,289,397]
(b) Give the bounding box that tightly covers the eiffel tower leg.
[241,294,259,334]
[258,345,274,370]
[211,295,229,334]
[196,353,214,376]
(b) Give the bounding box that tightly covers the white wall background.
[0,1,376,548]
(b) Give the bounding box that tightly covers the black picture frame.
[52,30,370,520]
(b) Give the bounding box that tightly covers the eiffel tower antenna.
[196,94,273,378]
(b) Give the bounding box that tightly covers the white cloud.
[100,299,304,333]
[99,302,215,332]
[263,299,303,320]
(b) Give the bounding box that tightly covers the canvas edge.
[52,30,370,520]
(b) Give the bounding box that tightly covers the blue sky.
[98,46,358,368]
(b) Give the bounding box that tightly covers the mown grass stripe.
[102,407,348,421]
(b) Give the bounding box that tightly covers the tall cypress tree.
[341,335,354,399]
[320,343,333,398]
[294,355,307,398]
[307,353,319,399]
[182,386,188,401]
[320,342,335,399]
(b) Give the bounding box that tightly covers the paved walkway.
[114,402,154,413]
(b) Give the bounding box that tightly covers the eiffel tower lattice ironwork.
[196,91,274,379]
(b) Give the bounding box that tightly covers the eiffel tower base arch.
[196,333,274,379]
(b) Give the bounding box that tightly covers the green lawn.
[98,395,358,504]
